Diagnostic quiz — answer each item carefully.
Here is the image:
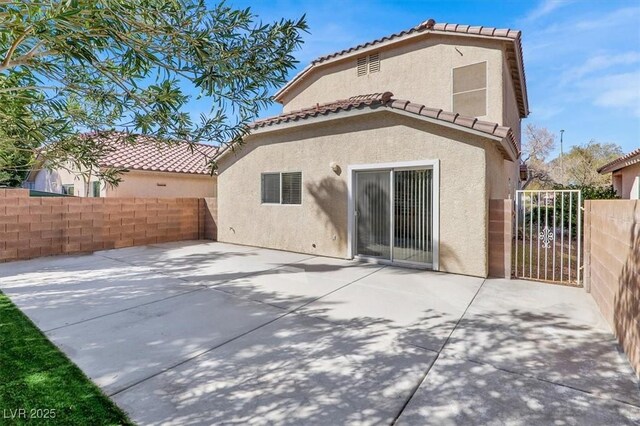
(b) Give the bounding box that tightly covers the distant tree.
[552,141,623,187]
[521,123,556,189]
[0,1,307,186]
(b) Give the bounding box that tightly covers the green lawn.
[0,291,132,425]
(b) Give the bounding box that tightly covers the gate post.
[489,199,513,278]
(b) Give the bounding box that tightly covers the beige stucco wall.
[32,166,215,198]
[106,170,216,198]
[612,162,640,199]
[218,111,504,277]
[485,142,512,200]
[279,35,520,132]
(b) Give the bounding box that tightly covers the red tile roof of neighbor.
[275,18,529,117]
[250,92,520,159]
[87,132,218,175]
[597,148,640,174]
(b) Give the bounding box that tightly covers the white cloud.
[561,52,640,83]
[523,0,574,22]
[584,72,640,117]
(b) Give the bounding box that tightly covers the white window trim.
[451,60,488,118]
[347,159,440,271]
[260,171,303,206]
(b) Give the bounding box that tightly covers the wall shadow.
[305,177,348,245]
[614,221,640,377]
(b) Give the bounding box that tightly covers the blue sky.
[206,0,640,155]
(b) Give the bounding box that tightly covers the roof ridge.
[309,19,521,65]
[78,131,218,150]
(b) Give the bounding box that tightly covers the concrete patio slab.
[113,312,437,425]
[444,279,640,405]
[396,355,640,426]
[0,255,198,331]
[213,257,383,310]
[46,287,284,395]
[297,267,484,351]
[1,241,638,424]
[120,243,314,285]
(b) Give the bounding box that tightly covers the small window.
[261,172,302,205]
[92,181,101,197]
[356,53,380,76]
[452,62,487,117]
[62,184,74,196]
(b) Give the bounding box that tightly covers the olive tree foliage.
[521,123,556,189]
[0,0,307,186]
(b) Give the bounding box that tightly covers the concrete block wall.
[584,200,639,377]
[488,199,513,278]
[200,197,217,241]
[0,189,217,263]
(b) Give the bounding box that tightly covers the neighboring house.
[214,19,528,278]
[24,133,218,198]
[597,148,640,199]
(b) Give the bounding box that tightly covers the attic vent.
[356,53,381,76]
[369,53,380,73]
[357,56,368,76]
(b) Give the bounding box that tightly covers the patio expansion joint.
[108,264,389,399]
[390,277,488,425]
[442,351,640,410]
[435,279,640,410]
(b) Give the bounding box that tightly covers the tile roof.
[83,132,218,175]
[275,18,529,117]
[250,92,520,159]
[597,148,640,174]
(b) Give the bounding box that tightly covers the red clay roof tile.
[597,148,640,174]
[249,92,520,159]
[80,132,218,175]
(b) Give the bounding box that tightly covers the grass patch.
[0,291,132,425]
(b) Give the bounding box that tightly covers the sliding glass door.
[355,168,434,267]
[355,171,391,259]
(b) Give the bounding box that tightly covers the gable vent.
[356,53,381,76]
[357,56,368,76]
[368,53,380,73]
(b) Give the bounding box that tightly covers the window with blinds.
[261,173,280,203]
[281,172,302,204]
[452,62,487,117]
[261,172,302,205]
[356,53,380,76]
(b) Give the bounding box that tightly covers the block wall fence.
[584,200,639,377]
[0,189,217,263]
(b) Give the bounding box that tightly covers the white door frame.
[347,159,440,271]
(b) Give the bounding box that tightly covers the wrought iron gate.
[514,190,582,285]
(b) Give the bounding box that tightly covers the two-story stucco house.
[214,19,529,278]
